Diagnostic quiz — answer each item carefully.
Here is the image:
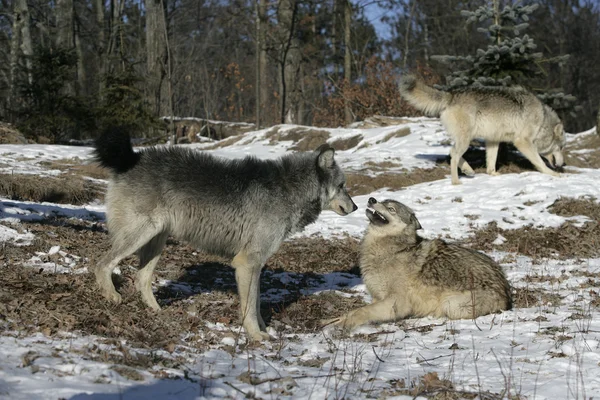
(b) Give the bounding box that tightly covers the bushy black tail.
[94,127,140,174]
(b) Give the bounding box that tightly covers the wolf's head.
[365,197,422,238]
[315,145,357,216]
[539,105,566,170]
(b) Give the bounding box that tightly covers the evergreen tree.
[431,1,579,117]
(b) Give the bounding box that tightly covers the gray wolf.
[94,128,357,342]
[399,75,566,185]
[324,197,511,331]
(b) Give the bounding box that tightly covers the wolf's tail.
[398,75,451,117]
[94,127,140,174]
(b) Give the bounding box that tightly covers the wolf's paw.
[247,330,272,342]
[451,179,462,186]
[487,170,500,176]
[103,290,122,305]
[462,167,475,176]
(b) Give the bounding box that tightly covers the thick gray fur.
[398,74,566,184]
[93,130,357,342]
[324,197,512,331]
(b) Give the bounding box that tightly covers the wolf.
[93,128,357,341]
[324,197,511,331]
[398,75,566,185]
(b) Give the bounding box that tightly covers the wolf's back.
[94,127,140,174]
[398,75,451,117]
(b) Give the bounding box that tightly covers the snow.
[1,118,600,399]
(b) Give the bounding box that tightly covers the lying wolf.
[324,197,512,331]
[399,75,566,185]
[94,128,357,341]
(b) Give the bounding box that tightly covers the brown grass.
[39,158,110,180]
[201,134,245,150]
[330,134,363,150]
[466,220,600,259]
[0,222,362,350]
[378,127,411,143]
[265,126,331,151]
[346,167,449,196]
[564,133,600,169]
[548,196,600,220]
[0,173,104,204]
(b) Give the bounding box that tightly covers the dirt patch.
[377,127,411,143]
[330,135,363,151]
[513,287,563,309]
[548,196,600,221]
[363,161,402,170]
[346,167,449,196]
[564,133,600,169]
[266,126,331,151]
[465,220,600,259]
[0,173,105,204]
[0,221,361,351]
[39,158,110,180]
[0,122,29,144]
[201,135,245,150]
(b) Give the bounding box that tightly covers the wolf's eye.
[387,207,396,214]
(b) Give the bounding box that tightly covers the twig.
[416,353,453,365]
[371,345,385,363]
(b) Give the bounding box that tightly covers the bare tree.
[278,0,302,124]
[9,0,33,108]
[344,0,352,124]
[146,0,169,119]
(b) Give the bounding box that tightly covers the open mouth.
[366,205,389,225]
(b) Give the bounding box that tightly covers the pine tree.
[431,1,579,116]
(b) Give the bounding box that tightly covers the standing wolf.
[94,128,357,341]
[324,197,511,331]
[399,75,566,185]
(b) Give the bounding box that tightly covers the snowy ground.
[1,119,600,399]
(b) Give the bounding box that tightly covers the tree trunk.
[93,0,106,95]
[56,0,74,48]
[343,0,352,125]
[278,0,301,124]
[75,18,86,96]
[9,0,24,113]
[146,0,169,122]
[258,0,269,126]
[597,104,600,135]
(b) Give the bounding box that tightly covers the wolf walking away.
[94,127,357,341]
[398,75,566,185]
[324,197,511,331]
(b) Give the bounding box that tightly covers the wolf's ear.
[410,214,422,230]
[554,123,564,139]
[316,144,335,169]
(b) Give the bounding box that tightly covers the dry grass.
[564,133,600,169]
[346,167,449,196]
[330,134,363,150]
[0,221,362,351]
[0,173,104,204]
[39,158,110,180]
[378,126,411,143]
[465,197,600,259]
[201,135,245,150]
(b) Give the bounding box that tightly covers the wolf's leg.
[513,138,560,177]
[450,139,471,185]
[232,251,270,342]
[324,296,411,331]
[94,224,162,305]
[485,141,500,176]
[136,232,168,311]
[458,157,475,176]
[255,281,267,331]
